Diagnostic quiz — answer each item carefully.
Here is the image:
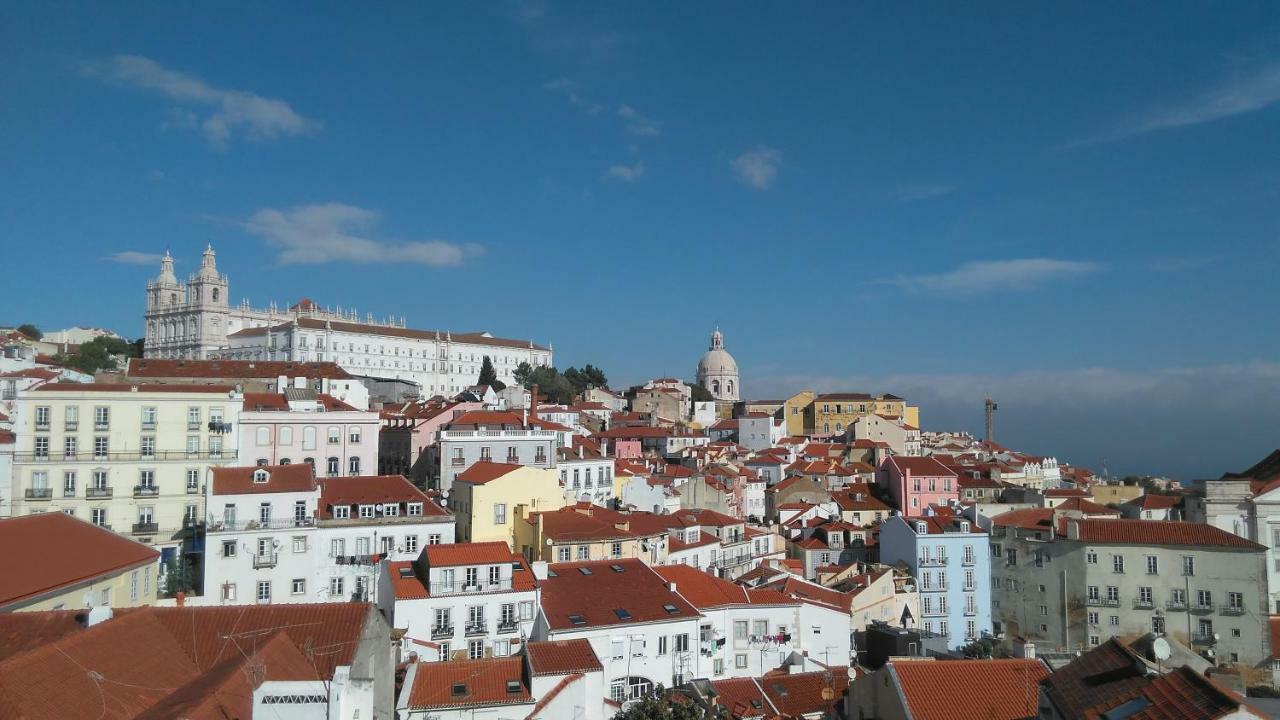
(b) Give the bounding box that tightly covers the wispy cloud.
[105,250,165,265]
[604,161,645,182]
[617,105,660,136]
[731,146,782,190]
[82,55,317,148]
[244,203,483,267]
[748,362,1280,478]
[892,184,954,203]
[1068,57,1280,147]
[543,77,603,116]
[889,258,1101,296]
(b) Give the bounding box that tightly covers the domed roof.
[697,329,738,376]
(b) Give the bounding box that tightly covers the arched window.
[169,293,177,305]
[302,426,317,450]
[212,287,220,302]
[348,456,361,475]
[256,427,270,446]
[279,427,293,446]
[823,423,830,433]
[327,457,339,476]
[327,427,341,444]
[279,458,291,465]
[711,380,720,395]
[727,380,734,395]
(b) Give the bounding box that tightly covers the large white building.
[696,328,740,403]
[142,245,553,395]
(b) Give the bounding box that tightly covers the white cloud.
[105,250,165,265]
[748,362,1280,478]
[604,161,645,182]
[731,146,782,189]
[83,55,317,148]
[889,258,1101,296]
[543,77,603,116]
[617,105,660,136]
[244,203,483,267]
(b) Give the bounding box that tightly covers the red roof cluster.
[1064,518,1266,550]
[126,357,353,379]
[525,639,603,676]
[405,657,530,710]
[317,475,448,519]
[891,658,1050,720]
[539,558,700,630]
[210,464,317,495]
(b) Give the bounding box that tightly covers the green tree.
[477,356,506,391]
[160,554,197,597]
[57,336,141,375]
[689,383,714,403]
[611,689,711,720]
[16,324,41,340]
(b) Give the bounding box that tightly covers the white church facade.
[143,246,553,396]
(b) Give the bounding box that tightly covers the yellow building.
[451,462,565,548]
[514,505,666,565]
[0,512,160,611]
[812,393,910,435]
[783,390,816,436]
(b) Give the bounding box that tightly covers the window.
[468,640,483,659]
[1139,586,1153,604]
[429,533,442,545]
[1112,554,1125,573]
[255,427,270,446]
[1197,590,1212,608]
[279,427,293,446]
[186,469,200,492]
[256,581,271,604]
[349,427,361,444]
[187,406,201,429]
[1086,550,1097,564]
[94,406,109,429]
[734,620,748,640]
[1182,556,1195,576]
[63,437,77,458]
[1088,611,1099,624]
[407,502,423,516]
[611,541,622,558]
[520,601,534,620]
[1006,549,1017,567]
[480,446,492,461]
[1087,585,1100,601]
[91,508,107,527]
[557,546,570,562]
[494,503,507,524]
[1106,586,1119,602]
[327,457,339,476]
[293,536,307,553]
[576,545,589,560]
[1152,616,1165,634]
[62,471,76,495]
[735,654,748,669]
[292,579,306,595]
[328,427,340,444]
[1145,555,1158,574]
[1089,635,1100,646]
[348,456,361,475]
[93,436,109,458]
[333,505,349,520]
[33,437,49,459]
[406,535,419,554]
[674,634,689,652]
[1228,591,1243,610]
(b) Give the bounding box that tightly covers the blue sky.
[3,3,1279,477]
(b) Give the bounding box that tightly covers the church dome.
[696,328,740,401]
[698,345,738,376]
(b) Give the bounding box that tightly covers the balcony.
[1190,603,1214,614]
[1133,599,1155,610]
[1086,598,1120,608]
[428,580,513,595]
[921,607,948,617]
[34,421,50,431]
[24,488,52,500]
[335,554,379,566]
[962,556,976,566]
[431,625,454,639]
[94,422,109,431]
[918,558,947,567]
[451,457,466,467]
[253,553,278,569]
[133,485,159,498]
[1219,605,1246,616]
[64,421,78,431]
[963,608,978,616]
[206,517,316,533]
[16,450,237,463]
[1166,599,1188,611]
[1191,633,1217,646]
[464,622,488,637]
[187,422,201,431]
[131,522,159,535]
[497,620,519,634]
[87,487,113,499]
[186,484,201,494]
[919,584,949,593]
[142,422,157,431]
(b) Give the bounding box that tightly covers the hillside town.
[0,249,1275,719]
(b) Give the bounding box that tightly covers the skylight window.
[451,683,467,697]
[663,604,679,614]
[614,608,632,621]
[398,567,414,578]
[506,680,522,694]
[568,613,586,626]
[578,567,593,576]
[610,564,624,573]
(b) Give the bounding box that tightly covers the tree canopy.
[611,689,711,720]
[56,336,139,375]
[15,324,41,340]
[689,382,714,403]
[477,356,506,391]
[511,362,610,405]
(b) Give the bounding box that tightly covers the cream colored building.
[10,383,243,559]
[450,462,565,548]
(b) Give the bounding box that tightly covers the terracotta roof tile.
[210,464,317,495]
[888,456,958,477]
[456,461,524,484]
[0,513,158,609]
[127,358,353,379]
[540,558,701,631]
[525,639,602,676]
[892,658,1050,720]
[406,657,531,710]
[655,565,797,609]
[424,541,521,568]
[1065,518,1266,550]
[317,475,448,519]
[761,670,851,717]
[33,382,236,393]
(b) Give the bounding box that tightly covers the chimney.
[668,581,677,593]
[277,374,288,390]
[531,560,549,580]
[529,384,539,423]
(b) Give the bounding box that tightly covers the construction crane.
[984,396,997,444]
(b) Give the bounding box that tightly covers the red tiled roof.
[655,565,797,610]
[1044,488,1088,497]
[992,507,1056,532]
[1055,497,1121,515]
[456,461,524,484]
[406,657,531,710]
[1125,494,1182,510]
[762,670,852,718]
[0,430,14,444]
[1086,665,1251,720]
[0,367,59,380]
[1039,639,1153,719]
[0,514,158,609]
[447,411,525,428]
[539,558,701,630]
[317,475,447,519]
[525,639,602,676]
[127,357,353,379]
[533,510,641,542]
[424,541,520,568]
[1064,518,1266,550]
[33,382,236,393]
[210,464,317,495]
[229,317,549,351]
[887,456,957,477]
[892,658,1050,720]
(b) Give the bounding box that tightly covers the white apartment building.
[10,383,242,563]
[144,248,554,393]
[238,389,381,476]
[203,466,453,606]
[436,411,557,495]
[534,558,704,703]
[385,541,540,663]
[557,447,614,506]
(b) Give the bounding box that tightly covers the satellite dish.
[82,592,95,608]
[545,538,554,546]
[1152,637,1171,662]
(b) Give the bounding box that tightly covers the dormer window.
[252,469,269,484]
[959,521,970,533]
[333,505,350,520]
[358,505,375,519]
[383,503,399,517]
[407,503,423,516]
[915,521,928,534]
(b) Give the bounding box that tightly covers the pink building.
[879,455,959,512]
[378,399,481,484]
[238,392,382,477]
